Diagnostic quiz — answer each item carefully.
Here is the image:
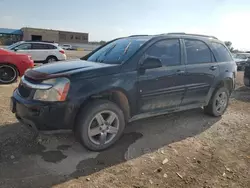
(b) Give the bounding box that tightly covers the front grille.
[18,84,33,98]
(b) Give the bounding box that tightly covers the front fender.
[69,72,138,114]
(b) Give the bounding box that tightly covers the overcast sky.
[0,0,249,50]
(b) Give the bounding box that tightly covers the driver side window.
[16,43,32,50]
[145,39,181,66]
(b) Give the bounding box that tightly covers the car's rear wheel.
[0,64,18,84]
[204,87,229,117]
[75,100,125,151]
[45,56,57,64]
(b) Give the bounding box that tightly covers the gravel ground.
[0,71,249,188]
[65,50,90,59]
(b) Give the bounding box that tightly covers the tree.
[99,41,106,45]
[224,41,234,52]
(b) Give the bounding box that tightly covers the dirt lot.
[65,50,90,59]
[0,71,249,188]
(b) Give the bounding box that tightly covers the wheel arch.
[46,55,58,61]
[76,88,132,124]
[206,77,234,105]
[0,62,20,76]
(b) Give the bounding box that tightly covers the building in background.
[0,28,23,45]
[21,27,89,44]
[0,27,89,45]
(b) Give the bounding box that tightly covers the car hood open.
[25,59,119,80]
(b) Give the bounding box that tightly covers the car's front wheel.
[75,100,125,151]
[204,87,229,117]
[0,64,18,84]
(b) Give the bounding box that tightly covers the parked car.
[232,53,250,71]
[61,44,72,50]
[6,41,67,64]
[244,65,250,87]
[11,33,236,151]
[0,48,34,84]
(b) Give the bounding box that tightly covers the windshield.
[6,41,23,50]
[86,38,149,64]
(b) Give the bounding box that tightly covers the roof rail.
[128,35,149,37]
[24,40,55,43]
[167,32,218,39]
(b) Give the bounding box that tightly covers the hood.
[0,48,15,55]
[233,58,246,62]
[25,59,120,80]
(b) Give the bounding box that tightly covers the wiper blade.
[99,44,117,63]
[123,42,131,55]
[95,44,116,63]
[104,44,116,57]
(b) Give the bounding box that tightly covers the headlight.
[33,77,70,101]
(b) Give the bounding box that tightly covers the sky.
[0,0,250,50]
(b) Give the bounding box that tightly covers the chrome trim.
[21,76,52,90]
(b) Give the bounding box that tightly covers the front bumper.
[11,89,78,131]
[244,76,250,87]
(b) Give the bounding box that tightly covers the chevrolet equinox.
[11,33,237,151]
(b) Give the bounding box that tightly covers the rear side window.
[211,42,233,62]
[184,39,212,64]
[145,39,181,66]
[48,44,57,49]
[32,43,56,49]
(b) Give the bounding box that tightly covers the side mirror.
[140,57,162,70]
[13,47,19,51]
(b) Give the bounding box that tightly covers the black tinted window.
[16,43,31,50]
[32,43,52,49]
[185,39,212,64]
[212,42,233,62]
[48,44,57,49]
[145,39,181,66]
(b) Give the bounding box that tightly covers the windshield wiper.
[94,44,117,63]
[123,42,131,55]
[98,44,117,63]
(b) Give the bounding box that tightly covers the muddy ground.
[0,72,249,188]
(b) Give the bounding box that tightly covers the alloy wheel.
[88,110,120,145]
[0,65,17,83]
[215,91,228,113]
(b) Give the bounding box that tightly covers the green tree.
[224,41,234,52]
[100,41,106,45]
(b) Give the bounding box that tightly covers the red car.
[0,48,34,84]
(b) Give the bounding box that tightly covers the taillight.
[28,56,34,67]
[59,50,65,54]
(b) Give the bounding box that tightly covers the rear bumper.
[11,89,78,131]
[58,54,67,61]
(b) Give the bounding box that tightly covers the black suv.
[11,33,237,151]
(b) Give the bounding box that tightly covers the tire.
[0,64,18,84]
[204,87,229,117]
[75,100,125,151]
[45,56,57,64]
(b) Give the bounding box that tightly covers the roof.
[0,28,23,35]
[128,33,219,41]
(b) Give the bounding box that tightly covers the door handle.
[210,66,217,71]
[176,70,185,75]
